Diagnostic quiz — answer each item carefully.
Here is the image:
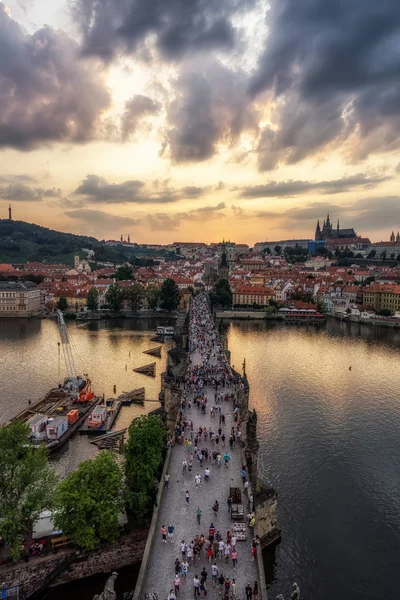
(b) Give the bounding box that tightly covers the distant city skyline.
[1,0,400,243]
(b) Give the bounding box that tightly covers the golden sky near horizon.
[1,0,400,244]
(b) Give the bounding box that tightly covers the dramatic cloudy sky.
[1,0,400,243]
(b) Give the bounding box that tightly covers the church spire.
[337,219,340,231]
[315,219,321,241]
[390,231,395,242]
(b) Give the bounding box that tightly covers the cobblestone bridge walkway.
[142,295,258,600]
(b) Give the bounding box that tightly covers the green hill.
[0,220,181,265]
[0,219,99,264]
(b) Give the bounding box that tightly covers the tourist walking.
[167,523,175,543]
[181,560,189,580]
[199,581,207,599]
[175,559,181,575]
[218,539,225,560]
[186,490,190,504]
[195,474,202,489]
[161,524,167,543]
[211,563,218,587]
[174,574,181,595]
[253,581,259,600]
[181,540,187,558]
[231,548,237,569]
[218,574,225,596]
[231,579,237,600]
[251,540,257,561]
[168,590,176,600]
[208,545,214,563]
[213,500,219,517]
[196,506,202,524]
[193,575,200,598]
[245,583,253,600]
[224,543,231,563]
[164,473,170,489]
[224,576,231,598]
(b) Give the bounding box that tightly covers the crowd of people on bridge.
[162,294,300,600]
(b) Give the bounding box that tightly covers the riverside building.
[0,281,41,317]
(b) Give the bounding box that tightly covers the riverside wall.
[0,531,148,598]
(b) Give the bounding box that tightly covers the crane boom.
[57,309,78,383]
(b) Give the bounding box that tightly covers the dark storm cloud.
[0,2,110,150]
[195,202,225,212]
[73,175,213,204]
[121,95,161,140]
[240,173,390,199]
[71,0,253,61]
[250,0,400,167]
[349,197,400,231]
[147,213,180,231]
[0,183,62,201]
[0,175,37,184]
[180,186,207,198]
[164,58,259,163]
[146,202,227,230]
[66,208,141,227]
[74,175,145,203]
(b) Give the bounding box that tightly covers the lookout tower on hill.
[8,204,12,220]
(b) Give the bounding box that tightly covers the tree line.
[0,415,166,560]
[57,277,181,313]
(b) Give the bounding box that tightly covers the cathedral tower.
[315,219,321,241]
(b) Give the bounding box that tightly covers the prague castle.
[315,213,357,241]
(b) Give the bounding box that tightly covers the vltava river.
[0,317,172,476]
[1,317,400,599]
[226,319,400,600]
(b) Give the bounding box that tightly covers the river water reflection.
[0,317,172,476]
[1,317,400,599]
[225,319,400,600]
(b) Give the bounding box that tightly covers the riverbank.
[332,314,400,328]
[216,310,283,320]
[217,309,400,329]
[65,310,177,320]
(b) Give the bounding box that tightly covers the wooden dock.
[89,428,127,450]
[118,387,145,405]
[79,399,123,435]
[133,362,156,377]
[143,346,162,358]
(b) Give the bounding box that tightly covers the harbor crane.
[57,310,93,402]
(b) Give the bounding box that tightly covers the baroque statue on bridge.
[93,572,118,600]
